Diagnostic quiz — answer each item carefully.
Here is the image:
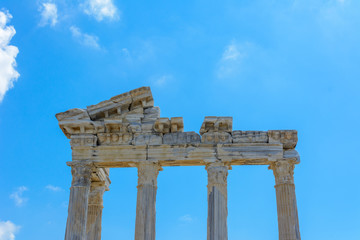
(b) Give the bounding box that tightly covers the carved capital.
[206,163,229,198]
[67,161,94,187]
[137,162,162,188]
[269,160,295,185]
[88,182,106,205]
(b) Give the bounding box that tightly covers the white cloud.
[0,220,20,240]
[39,3,58,27]
[216,41,247,79]
[9,186,28,207]
[152,74,174,87]
[82,0,119,21]
[179,214,193,223]
[0,10,19,103]
[45,185,63,192]
[70,26,100,49]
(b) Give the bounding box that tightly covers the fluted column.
[206,163,229,240]
[65,161,93,240]
[269,160,301,240]
[86,181,107,240]
[134,162,162,240]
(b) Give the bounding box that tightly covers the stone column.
[206,163,229,240]
[65,161,93,240]
[269,161,301,240]
[86,181,107,240]
[134,162,162,240]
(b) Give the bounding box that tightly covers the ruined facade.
[56,87,301,240]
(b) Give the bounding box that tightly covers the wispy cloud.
[0,10,20,103]
[9,186,28,207]
[179,214,193,223]
[45,185,63,192]
[38,2,58,27]
[216,40,247,79]
[70,26,100,49]
[151,74,174,88]
[0,220,20,240]
[82,0,119,21]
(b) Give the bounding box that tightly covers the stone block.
[144,107,160,119]
[133,133,162,145]
[201,132,232,144]
[200,116,232,135]
[97,133,132,145]
[154,118,170,134]
[170,117,184,132]
[268,130,298,149]
[163,132,201,145]
[232,131,268,143]
[70,134,97,147]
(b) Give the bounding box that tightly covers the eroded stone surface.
[58,87,301,240]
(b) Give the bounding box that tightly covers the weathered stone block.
[200,116,232,135]
[130,87,154,110]
[97,133,132,145]
[128,123,142,133]
[268,130,297,149]
[170,117,184,132]
[144,106,160,119]
[70,134,97,147]
[154,118,170,134]
[201,132,232,144]
[232,131,268,143]
[133,133,162,145]
[163,132,201,145]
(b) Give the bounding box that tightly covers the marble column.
[65,161,93,240]
[206,163,229,240]
[134,162,162,240]
[269,161,301,240]
[86,181,107,240]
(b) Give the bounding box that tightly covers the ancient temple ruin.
[56,87,301,240]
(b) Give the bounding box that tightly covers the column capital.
[269,160,295,185]
[206,162,229,198]
[67,161,94,187]
[137,162,162,188]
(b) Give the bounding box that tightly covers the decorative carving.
[70,135,97,147]
[137,162,162,187]
[232,131,268,143]
[67,161,94,187]
[200,116,232,135]
[133,133,162,145]
[153,118,170,134]
[201,132,232,144]
[269,161,295,185]
[170,117,184,132]
[163,132,201,145]
[97,133,132,145]
[87,92,132,120]
[268,130,298,149]
[130,87,154,110]
[55,108,89,121]
[206,164,229,198]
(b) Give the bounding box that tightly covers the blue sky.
[0,0,359,239]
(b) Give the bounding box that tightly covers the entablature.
[56,87,299,169]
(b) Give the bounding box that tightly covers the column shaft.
[65,162,93,240]
[134,162,161,240]
[207,164,229,240]
[86,182,106,240]
[270,161,301,240]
